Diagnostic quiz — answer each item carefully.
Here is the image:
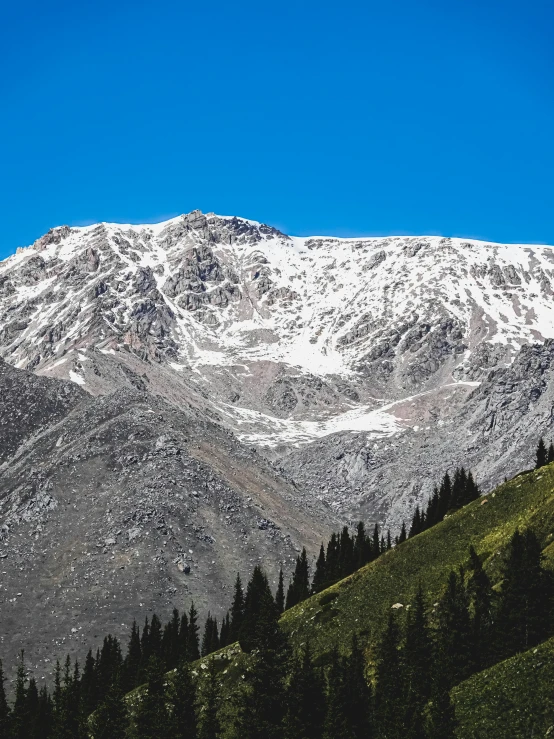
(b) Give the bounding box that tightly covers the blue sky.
[1,0,553,258]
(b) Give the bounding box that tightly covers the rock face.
[2,210,554,668]
[0,358,333,675]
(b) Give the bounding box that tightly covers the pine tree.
[11,651,28,739]
[548,441,554,464]
[398,522,407,544]
[496,529,554,658]
[198,658,220,739]
[283,643,326,739]
[178,611,189,661]
[322,648,353,739]
[311,545,327,594]
[135,655,172,739]
[426,646,457,739]
[404,585,432,737]
[275,568,285,614]
[149,614,163,660]
[162,608,181,671]
[0,659,9,739]
[338,527,355,578]
[234,568,289,739]
[409,507,422,538]
[286,548,310,609]
[436,570,472,687]
[123,620,142,692]
[467,546,494,671]
[375,613,404,738]
[172,661,197,739]
[536,437,548,468]
[219,613,231,649]
[90,673,129,739]
[229,574,245,643]
[186,603,201,662]
[37,686,54,739]
[201,614,220,657]
[345,635,372,739]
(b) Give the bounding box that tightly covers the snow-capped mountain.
[2,210,554,522]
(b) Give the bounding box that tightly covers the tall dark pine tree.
[90,673,129,739]
[548,440,554,464]
[235,567,289,739]
[401,587,430,738]
[426,647,458,739]
[80,649,97,718]
[201,614,220,657]
[283,643,326,739]
[322,649,353,739]
[436,570,472,687]
[286,548,310,609]
[186,603,201,662]
[345,635,372,739]
[467,546,494,672]
[398,522,407,544]
[172,661,198,739]
[135,656,173,739]
[229,574,245,643]
[536,437,548,469]
[496,528,554,658]
[311,545,327,594]
[0,659,9,739]
[11,651,28,739]
[123,621,142,692]
[375,613,404,738]
[275,568,285,614]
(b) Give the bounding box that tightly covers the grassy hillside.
[453,636,554,738]
[281,463,554,662]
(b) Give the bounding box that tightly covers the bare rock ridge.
[2,209,554,669]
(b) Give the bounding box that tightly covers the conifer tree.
[345,635,372,739]
[283,642,325,739]
[149,614,163,660]
[311,545,327,594]
[172,661,198,739]
[375,613,404,738]
[409,507,422,538]
[123,620,142,692]
[26,678,43,739]
[11,651,28,739]
[90,673,129,739]
[219,613,231,649]
[398,522,407,544]
[322,649,353,739]
[286,548,310,609]
[178,611,189,660]
[135,655,172,739]
[426,647,457,739]
[80,649,97,717]
[338,527,355,578]
[201,614,220,657]
[467,546,494,671]
[229,574,245,643]
[162,608,181,670]
[275,568,285,614]
[404,585,432,737]
[0,659,9,739]
[326,533,340,584]
[536,437,548,468]
[372,524,380,557]
[548,441,554,464]
[436,570,471,687]
[198,658,220,739]
[353,521,371,568]
[496,529,554,658]
[187,603,201,662]
[235,568,289,739]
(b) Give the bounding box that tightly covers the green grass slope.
[281,464,554,662]
[453,636,554,738]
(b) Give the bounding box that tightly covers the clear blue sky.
[1,0,553,257]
